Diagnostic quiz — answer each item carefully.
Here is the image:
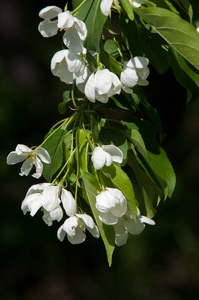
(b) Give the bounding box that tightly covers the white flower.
[96,188,127,225]
[76,66,91,94]
[38,6,87,53]
[114,208,155,246]
[120,56,150,93]
[57,214,100,244]
[21,183,76,226]
[85,69,121,103]
[51,49,86,84]
[7,144,51,179]
[197,27,199,34]
[91,145,123,170]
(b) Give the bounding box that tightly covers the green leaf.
[121,0,134,21]
[42,129,66,182]
[76,129,88,173]
[82,172,115,266]
[73,0,106,51]
[135,7,199,70]
[127,151,157,218]
[91,113,106,143]
[147,142,176,198]
[102,165,137,217]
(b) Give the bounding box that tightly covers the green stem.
[71,82,77,108]
[72,0,87,15]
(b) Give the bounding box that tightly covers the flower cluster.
[7,0,159,263]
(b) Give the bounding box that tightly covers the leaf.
[76,128,88,173]
[42,129,66,182]
[135,7,199,70]
[91,113,106,143]
[73,0,106,51]
[58,90,72,114]
[121,0,134,21]
[82,172,115,266]
[127,151,157,218]
[102,165,137,217]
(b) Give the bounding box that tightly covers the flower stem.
[72,0,87,15]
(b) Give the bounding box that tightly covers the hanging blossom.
[57,214,100,244]
[114,208,156,246]
[91,145,123,170]
[100,0,144,16]
[38,6,87,53]
[96,188,127,225]
[85,69,121,103]
[120,56,150,93]
[7,144,51,179]
[51,49,86,84]
[21,183,76,226]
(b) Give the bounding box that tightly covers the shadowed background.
[1,0,199,299]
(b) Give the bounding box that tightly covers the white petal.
[57,224,66,241]
[95,69,112,94]
[76,67,91,93]
[124,218,145,235]
[115,232,128,246]
[73,18,87,41]
[130,1,142,8]
[66,51,85,74]
[104,152,113,167]
[96,190,118,213]
[113,217,126,234]
[38,19,58,38]
[15,144,32,155]
[76,214,99,238]
[106,188,127,217]
[39,6,62,19]
[67,229,86,244]
[133,56,149,68]
[7,152,26,165]
[121,83,133,94]
[57,11,74,29]
[95,93,109,103]
[32,157,43,179]
[36,147,51,164]
[102,145,123,164]
[51,50,74,84]
[62,216,78,236]
[25,183,50,197]
[91,147,106,170]
[19,159,33,177]
[120,66,138,88]
[61,188,76,216]
[43,206,63,226]
[100,0,113,16]
[63,27,84,54]
[85,73,96,102]
[139,216,155,225]
[99,211,119,225]
[42,185,60,211]
[21,193,42,216]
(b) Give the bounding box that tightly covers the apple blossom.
[96,188,127,225]
[85,69,121,103]
[57,214,100,244]
[91,145,123,170]
[51,49,86,84]
[21,183,76,226]
[38,6,87,53]
[7,144,51,179]
[114,208,155,246]
[120,56,150,93]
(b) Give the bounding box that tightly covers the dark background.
[1,0,199,299]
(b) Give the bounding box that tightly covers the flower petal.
[19,158,33,177]
[38,19,58,38]
[120,66,138,88]
[57,11,74,29]
[57,224,66,242]
[42,185,60,211]
[85,73,96,103]
[102,145,123,164]
[99,211,118,225]
[7,152,27,165]
[36,147,51,164]
[91,147,106,170]
[115,232,128,246]
[76,214,99,238]
[100,0,113,16]
[32,157,43,179]
[39,6,62,19]
[124,218,145,235]
[61,188,76,216]
[63,27,84,54]
[139,216,156,225]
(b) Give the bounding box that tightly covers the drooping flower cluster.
[7,0,158,260]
